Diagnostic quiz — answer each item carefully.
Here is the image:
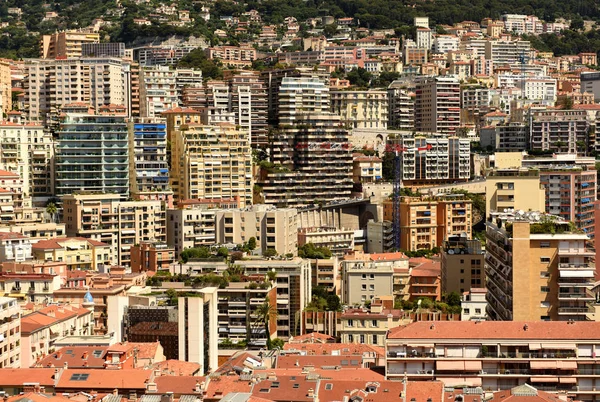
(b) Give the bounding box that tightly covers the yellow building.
[0,59,11,116]
[31,237,111,271]
[383,195,472,252]
[171,123,252,206]
[40,30,100,59]
[330,90,389,130]
[485,168,545,215]
[486,211,596,322]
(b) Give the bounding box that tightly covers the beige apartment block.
[215,205,298,256]
[342,252,397,305]
[298,226,354,256]
[40,30,100,59]
[170,123,252,206]
[31,237,111,271]
[0,120,54,198]
[386,320,600,398]
[330,90,388,130]
[486,211,596,322]
[0,297,20,368]
[441,234,485,295]
[63,193,167,267]
[0,59,11,116]
[340,296,404,346]
[485,168,545,214]
[309,256,340,295]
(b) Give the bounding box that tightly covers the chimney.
[307,388,315,398]
[128,391,137,402]
[82,352,88,360]
[523,324,529,331]
[63,362,68,369]
[146,382,158,393]
[112,389,118,397]
[194,381,202,393]
[160,392,174,402]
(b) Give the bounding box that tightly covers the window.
[369,274,375,279]
[460,269,464,274]
[348,334,354,342]
[325,384,333,391]
[70,373,89,381]
[369,284,375,291]
[460,279,464,283]
[362,274,367,279]
[541,286,550,293]
[347,319,354,327]
[372,334,378,344]
[475,309,481,314]
[540,241,550,248]
[372,320,377,327]
[463,308,470,314]
[360,334,365,343]
[540,271,550,278]
[540,301,551,308]
[362,284,367,290]
[540,257,551,264]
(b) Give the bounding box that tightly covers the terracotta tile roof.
[257,368,385,382]
[288,333,335,344]
[0,368,58,386]
[318,379,407,402]
[7,393,74,402]
[276,355,364,369]
[32,237,109,250]
[252,376,315,401]
[341,308,404,319]
[152,376,204,394]
[56,369,152,390]
[161,107,201,114]
[0,232,27,240]
[21,313,60,334]
[282,343,384,358]
[489,385,563,402]
[151,360,200,376]
[369,252,408,261]
[388,321,600,340]
[215,352,263,375]
[37,346,108,368]
[204,375,252,399]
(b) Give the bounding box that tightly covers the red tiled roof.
[0,368,58,386]
[56,369,152,390]
[282,343,384,358]
[151,360,200,376]
[288,333,335,343]
[153,376,205,394]
[161,107,201,114]
[6,393,73,402]
[204,374,252,399]
[276,355,364,369]
[33,237,109,250]
[369,252,408,261]
[0,232,27,240]
[37,346,108,368]
[388,321,600,340]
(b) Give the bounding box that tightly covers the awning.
[559,270,595,278]
[229,328,246,334]
[557,361,578,370]
[530,361,557,369]
[121,230,136,235]
[0,206,13,212]
[464,361,482,371]
[82,207,92,213]
[437,361,465,370]
[559,377,577,384]
[49,324,61,335]
[465,378,482,387]
[530,377,559,383]
[541,343,576,350]
[440,378,469,387]
[529,343,542,350]
[407,344,435,348]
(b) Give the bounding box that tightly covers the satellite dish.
[517,209,524,215]
[503,209,508,213]
[448,249,454,255]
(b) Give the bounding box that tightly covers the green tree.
[323,23,338,37]
[298,243,332,259]
[247,237,257,250]
[180,246,211,263]
[445,291,462,307]
[263,248,278,257]
[217,247,229,258]
[177,48,223,80]
[165,288,178,305]
[253,296,278,349]
[45,202,58,223]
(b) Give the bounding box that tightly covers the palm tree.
[252,296,278,350]
[46,202,58,223]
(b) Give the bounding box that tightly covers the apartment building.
[170,123,252,206]
[529,109,590,154]
[63,193,167,267]
[310,257,340,295]
[128,118,171,202]
[278,77,330,125]
[130,242,176,273]
[40,30,100,59]
[177,292,218,375]
[262,114,353,207]
[298,227,354,257]
[386,321,600,399]
[387,84,415,130]
[0,60,12,117]
[330,90,388,130]
[408,259,441,301]
[24,58,130,122]
[484,39,531,66]
[460,86,491,124]
[139,66,177,118]
[205,46,257,65]
[390,135,470,186]
[0,271,59,303]
[441,234,485,295]
[55,113,129,197]
[485,168,545,214]
[0,232,32,262]
[216,282,277,348]
[0,297,20,368]
[32,237,110,271]
[340,296,404,346]
[352,154,383,183]
[215,205,298,256]
[486,211,596,322]
[461,288,488,321]
[480,123,529,151]
[167,205,217,256]
[342,253,395,305]
[414,76,460,135]
[522,155,597,239]
[81,42,126,58]
[383,195,472,252]
[238,258,311,339]
[21,304,94,368]
[0,120,54,199]
[366,220,394,253]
